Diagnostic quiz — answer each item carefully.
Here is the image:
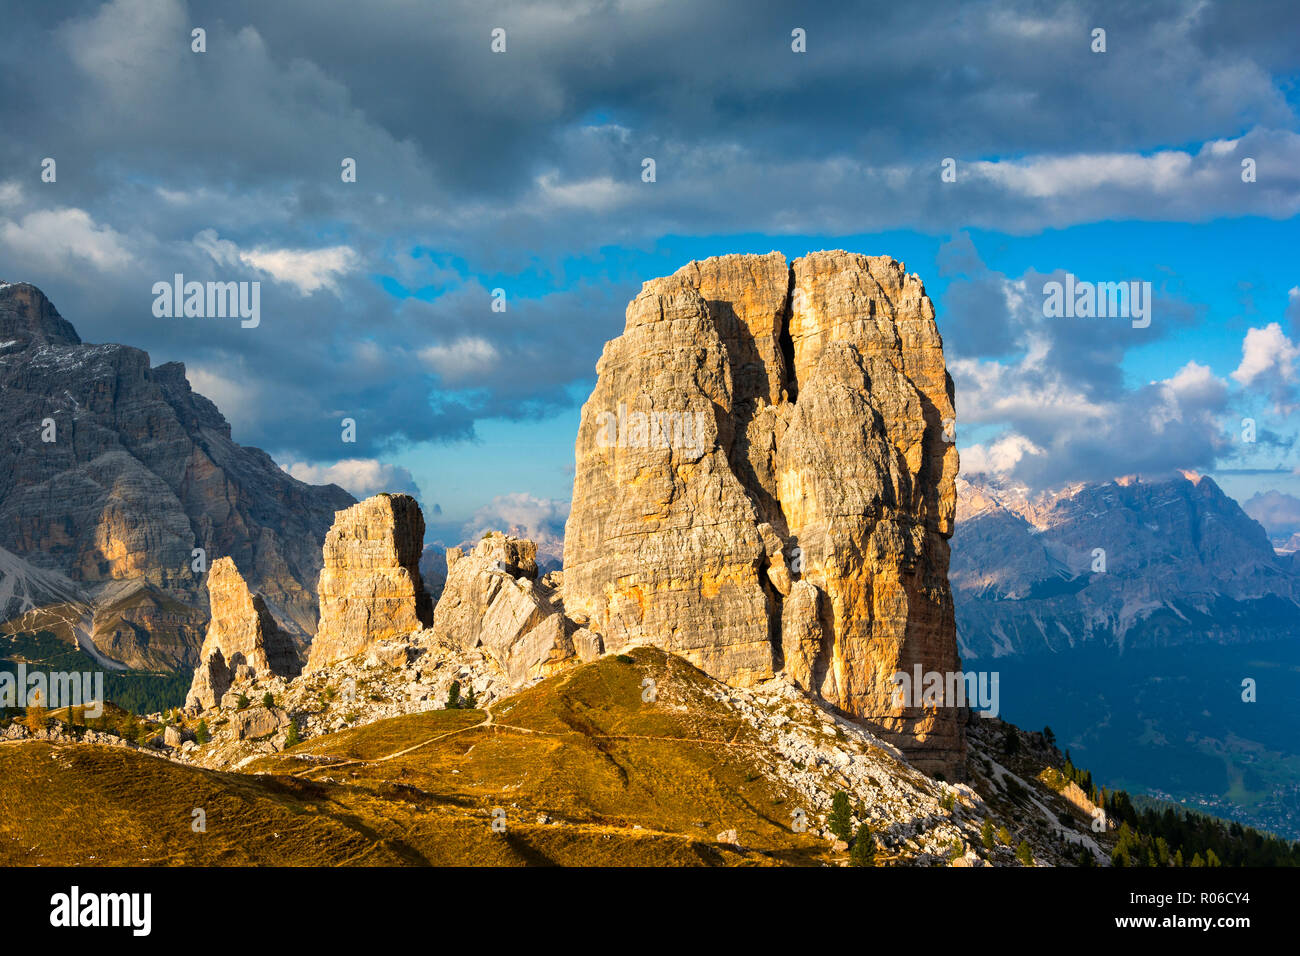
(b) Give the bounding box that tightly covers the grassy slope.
[0,649,830,866]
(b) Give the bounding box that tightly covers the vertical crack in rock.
[779,263,798,403]
[564,251,963,777]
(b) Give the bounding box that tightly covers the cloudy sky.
[2,0,1299,545]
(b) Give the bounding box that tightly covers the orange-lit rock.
[563,252,963,775]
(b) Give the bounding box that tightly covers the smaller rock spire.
[185,557,301,712]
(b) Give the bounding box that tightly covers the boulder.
[231,706,288,741]
[162,725,192,748]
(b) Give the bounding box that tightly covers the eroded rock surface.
[432,534,580,685]
[185,557,301,711]
[563,252,963,775]
[304,494,433,672]
[0,281,354,670]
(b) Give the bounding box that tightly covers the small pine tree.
[1016,840,1034,866]
[828,791,854,842]
[285,720,300,747]
[981,818,995,850]
[996,825,1011,845]
[939,791,955,812]
[446,681,461,709]
[1173,849,1185,867]
[1206,849,1221,867]
[462,687,478,709]
[195,719,209,744]
[235,692,249,710]
[849,824,876,867]
[1003,727,1020,755]
[1190,852,1206,868]
[1043,725,1056,746]
[262,691,275,709]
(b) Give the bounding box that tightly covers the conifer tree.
[849,824,876,867]
[828,791,853,842]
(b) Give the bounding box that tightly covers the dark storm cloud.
[1,0,1297,467]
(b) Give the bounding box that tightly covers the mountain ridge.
[952,471,1300,658]
[0,281,355,671]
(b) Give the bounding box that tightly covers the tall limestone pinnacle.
[563,251,963,775]
[304,494,434,672]
[185,557,302,712]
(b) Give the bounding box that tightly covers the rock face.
[304,494,433,671]
[952,472,1300,658]
[0,282,356,670]
[432,534,581,686]
[563,252,962,775]
[185,557,302,711]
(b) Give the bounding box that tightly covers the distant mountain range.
[952,472,1300,839]
[0,281,354,672]
[951,472,1300,660]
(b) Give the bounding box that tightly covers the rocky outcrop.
[0,282,355,670]
[185,557,301,711]
[563,252,962,775]
[432,534,581,685]
[304,494,433,672]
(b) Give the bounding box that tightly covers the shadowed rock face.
[185,557,302,712]
[0,282,355,670]
[563,252,963,776]
[304,494,433,672]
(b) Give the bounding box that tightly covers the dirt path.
[289,700,765,779]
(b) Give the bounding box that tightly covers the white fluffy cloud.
[1232,322,1299,414]
[280,458,421,500]
[0,208,134,274]
[418,338,501,381]
[1233,323,1298,385]
[194,229,356,295]
[1243,489,1300,538]
[953,345,1231,489]
[960,433,1046,476]
[462,492,569,540]
[185,365,263,434]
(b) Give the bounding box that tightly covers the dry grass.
[0,648,829,866]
